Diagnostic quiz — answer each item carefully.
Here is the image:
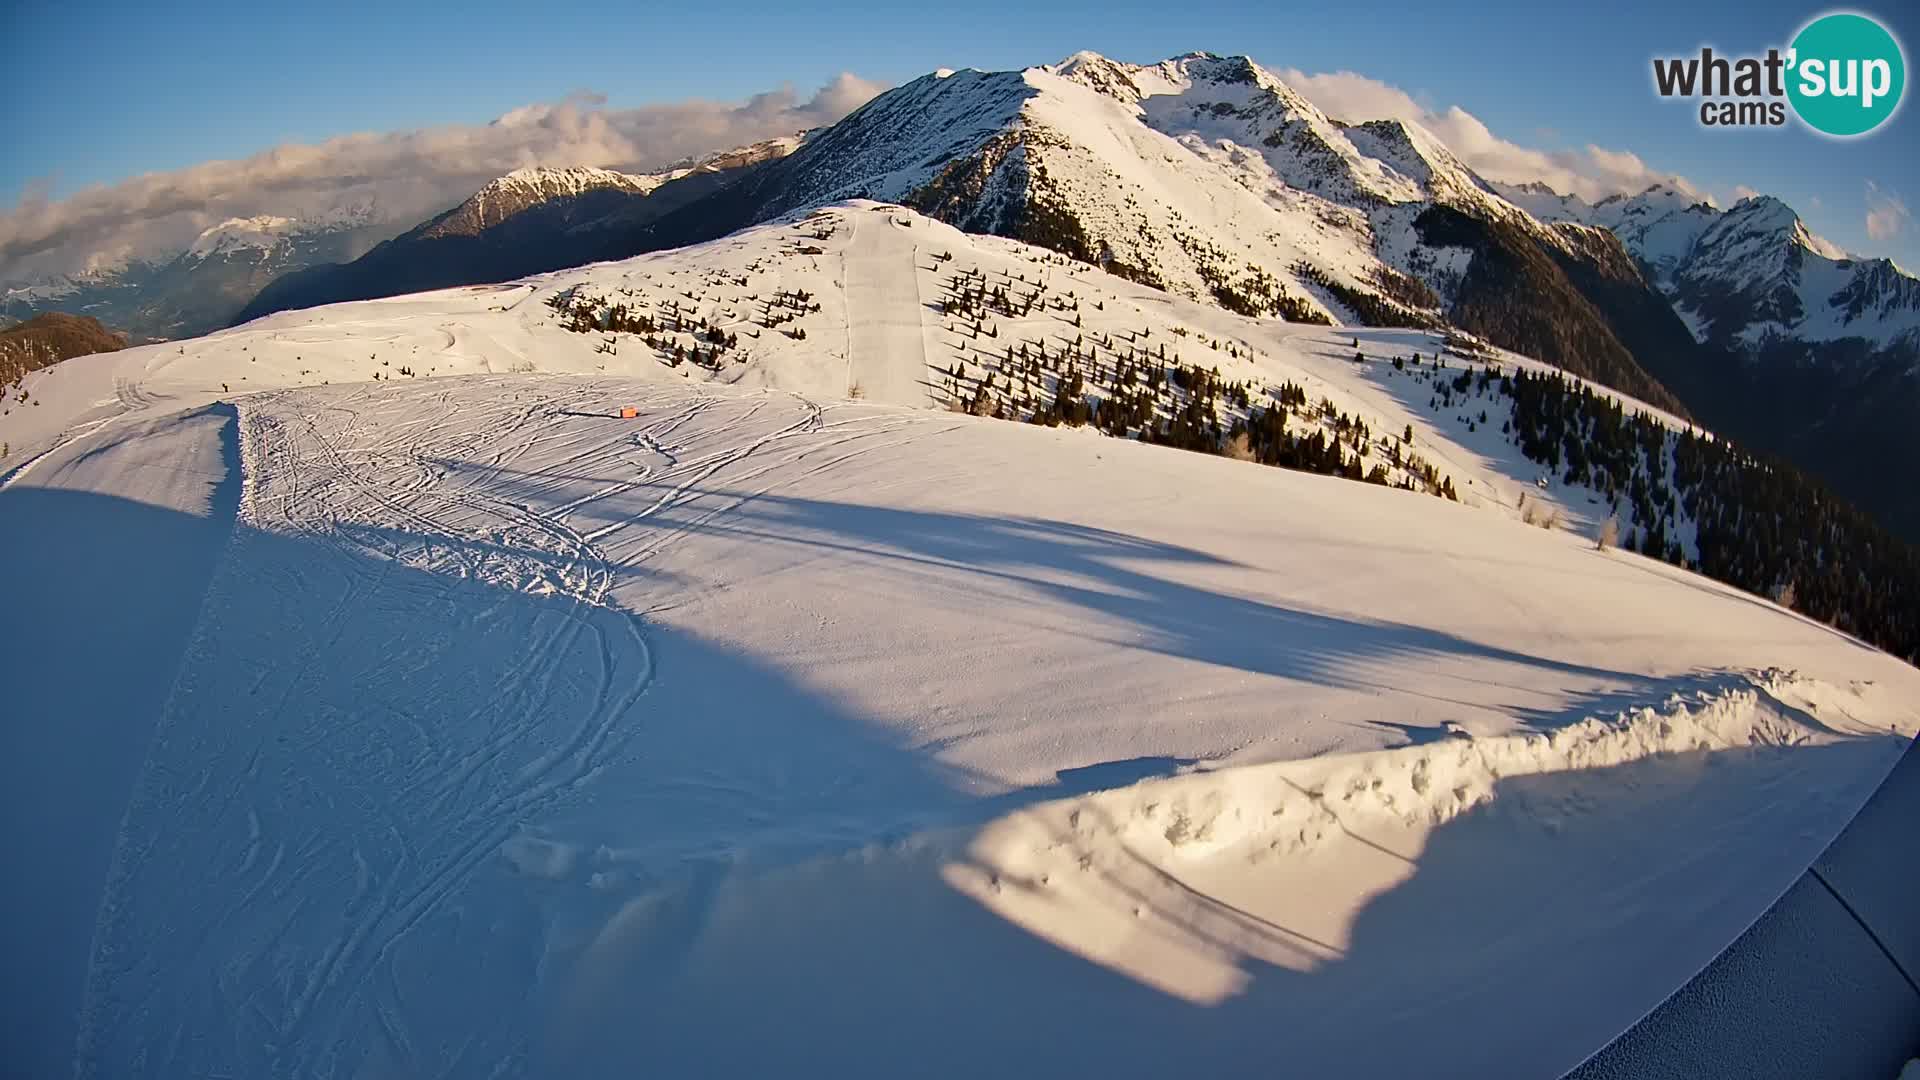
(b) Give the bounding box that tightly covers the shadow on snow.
[5,408,1899,1078]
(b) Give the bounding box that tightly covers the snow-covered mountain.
[1504,182,1920,353]
[1669,196,1918,349]
[5,199,1918,1080]
[1500,179,1920,536]
[1501,182,1717,284]
[659,52,1467,314]
[417,165,684,239]
[1,209,399,341]
[22,48,1916,534]
[186,215,306,258]
[8,48,1920,1077]
[234,135,804,322]
[631,51,1691,414]
[225,48,1920,533]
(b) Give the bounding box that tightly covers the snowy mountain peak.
[1045,50,1148,100]
[1343,116,1503,210]
[421,165,679,240]
[1697,195,1848,275]
[488,165,674,201]
[1048,52,1428,206]
[1049,52,1299,111]
[1637,180,1709,207]
[182,203,381,262]
[1051,48,1121,70]
[1172,52,1271,88]
[1135,52,1306,106]
[1642,192,1920,349]
[1720,194,1804,239]
[675,133,805,176]
[187,215,299,258]
[1716,195,1848,261]
[1482,180,1903,339]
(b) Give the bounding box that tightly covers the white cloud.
[1732,184,1762,201]
[1865,180,1911,242]
[1276,68,1708,204]
[1,74,886,282]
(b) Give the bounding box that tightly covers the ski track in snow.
[71,380,967,1077]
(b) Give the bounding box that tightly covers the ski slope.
[841,208,937,406]
[3,203,1917,1078]
[6,203,1678,539]
[0,402,242,1080]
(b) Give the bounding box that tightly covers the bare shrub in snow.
[1596,516,1618,550]
[1223,431,1256,461]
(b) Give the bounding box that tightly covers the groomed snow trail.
[842,208,935,407]
[0,403,240,1080]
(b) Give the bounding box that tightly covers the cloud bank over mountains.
[0,74,885,282]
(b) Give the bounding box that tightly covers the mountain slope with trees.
[629,53,1694,417]
[1,312,126,390]
[1501,182,1920,539]
[15,202,1916,664]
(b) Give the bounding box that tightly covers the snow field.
[3,201,1915,1078]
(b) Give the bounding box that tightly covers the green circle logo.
[1787,12,1906,136]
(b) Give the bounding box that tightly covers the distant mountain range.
[231,137,802,322]
[1499,183,1919,351]
[2,209,399,341]
[5,51,1917,534]
[1497,181,1920,537]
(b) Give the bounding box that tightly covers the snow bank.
[947,674,1852,1003]
[531,674,1906,1078]
[989,675,1830,864]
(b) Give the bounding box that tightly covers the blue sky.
[3,0,1914,268]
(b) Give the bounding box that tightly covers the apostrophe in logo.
[1651,10,1906,137]
[1787,12,1905,136]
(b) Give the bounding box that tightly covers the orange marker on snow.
[619,407,639,419]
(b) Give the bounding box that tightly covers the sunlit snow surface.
[3,204,1915,1078]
